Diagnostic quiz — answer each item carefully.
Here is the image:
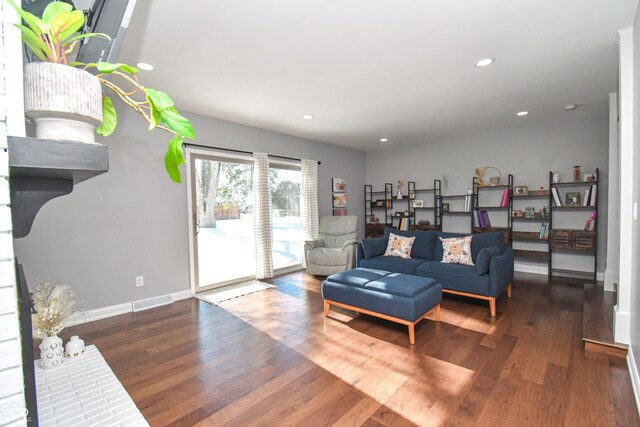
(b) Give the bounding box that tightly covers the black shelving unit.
[364,183,393,238]
[407,179,441,231]
[548,168,599,282]
[439,192,473,233]
[472,174,513,246]
[510,185,552,266]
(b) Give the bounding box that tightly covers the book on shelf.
[474,210,481,227]
[464,195,472,212]
[539,223,548,239]
[500,188,509,207]
[475,209,491,228]
[551,187,562,207]
[589,185,597,206]
[583,188,590,206]
[583,211,597,231]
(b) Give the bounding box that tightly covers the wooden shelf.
[511,216,550,221]
[443,211,472,214]
[512,192,549,199]
[8,136,109,238]
[475,184,510,189]
[413,207,435,210]
[514,249,550,262]
[414,188,435,192]
[553,206,596,210]
[476,206,509,210]
[552,180,598,187]
[512,231,549,242]
[441,194,468,198]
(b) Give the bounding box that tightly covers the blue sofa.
[356,227,514,316]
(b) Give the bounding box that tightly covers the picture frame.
[332,178,346,193]
[409,190,416,200]
[333,208,347,216]
[333,193,347,208]
[412,200,424,208]
[513,210,524,218]
[525,206,535,218]
[565,192,581,206]
[442,203,449,212]
[583,173,597,182]
[514,185,529,196]
[374,199,385,208]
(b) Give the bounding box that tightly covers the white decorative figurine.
[65,335,85,358]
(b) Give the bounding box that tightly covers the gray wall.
[366,113,609,274]
[13,108,366,309]
[630,6,640,390]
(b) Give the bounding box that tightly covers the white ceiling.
[118,0,638,151]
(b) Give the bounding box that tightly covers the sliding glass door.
[189,153,303,291]
[191,154,255,290]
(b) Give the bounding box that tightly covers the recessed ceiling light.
[380,138,388,142]
[474,58,494,67]
[564,104,577,111]
[516,111,528,117]
[303,114,313,120]
[136,62,154,71]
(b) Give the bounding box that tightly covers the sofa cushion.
[326,268,390,288]
[359,255,427,275]
[383,233,415,258]
[362,237,387,259]
[307,247,348,266]
[475,245,502,275]
[415,261,490,296]
[383,227,437,260]
[434,231,505,262]
[440,235,474,265]
[365,273,439,298]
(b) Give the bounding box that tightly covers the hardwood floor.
[56,272,640,426]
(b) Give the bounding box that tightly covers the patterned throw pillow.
[440,235,474,265]
[383,233,416,259]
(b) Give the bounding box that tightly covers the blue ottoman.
[322,268,442,344]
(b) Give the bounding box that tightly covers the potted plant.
[9,0,194,183]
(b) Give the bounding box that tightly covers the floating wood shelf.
[8,136,109,238]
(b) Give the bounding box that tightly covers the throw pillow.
[440,235,474,265]
[383,233,415,259]
[475,245,502,275]
[362,237,387,259]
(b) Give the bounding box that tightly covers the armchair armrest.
[342,239,358,250]
[304,239,324,251]
[489,247,514,297]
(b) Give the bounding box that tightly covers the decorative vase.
[397,189,402,199]
[466,188,473,195]
[24,62,103,144]
[552,173,561,183]
[573,165,581,182]
[40,335,63,369]
[64,335,85,358]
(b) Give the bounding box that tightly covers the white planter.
[24,62,103,144]
[39,335,63,369]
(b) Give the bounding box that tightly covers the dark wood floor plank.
[53,271,639,427]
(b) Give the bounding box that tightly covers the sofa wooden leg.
[507,284,512,298]
[408,324,415,345]
[324,300,330,317]
[489,298,496,317]
[435,304,441,321]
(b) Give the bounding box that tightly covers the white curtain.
[301,159,319,240]
[253,152,273,279]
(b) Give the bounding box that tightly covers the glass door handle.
[193,214,200,236]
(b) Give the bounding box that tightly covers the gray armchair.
[305,215,359,276]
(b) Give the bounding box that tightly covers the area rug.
[196,280,275,305]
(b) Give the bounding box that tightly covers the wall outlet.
[135,276,144,287]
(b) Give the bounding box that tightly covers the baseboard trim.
[627,346,640,419]
[65,289,194,327]
[604,270,619,292]
[514,263,604,281]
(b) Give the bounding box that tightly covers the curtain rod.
[183,142,321,165]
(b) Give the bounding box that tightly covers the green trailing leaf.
[96,96,117,136]
[164,150,182,183]
[50,10,84,40]
[14,24,49,60]
[63,33,111,48]
[145,88,174,111]
[95,61,138,74]
[168,135,185,165]
[42,1,73,23]
[160,110,194,139]
[7,0,48,35]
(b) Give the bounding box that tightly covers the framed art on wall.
[333,208,347,216]
[332,178,346,193]
[333,193,347,208]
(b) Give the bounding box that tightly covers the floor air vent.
[132,294,174,312]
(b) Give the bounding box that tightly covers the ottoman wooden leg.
[489,298,496,317]
[507,283,512,298]
[324,300,330,317]
[408,324,415,345]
